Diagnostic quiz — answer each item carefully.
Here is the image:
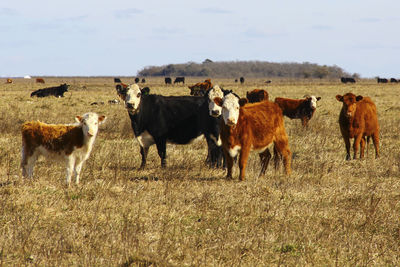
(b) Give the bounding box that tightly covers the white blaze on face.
[208,85,224,117]
[310,95,318,109]
[75,112,106,137]
[125,84,142,112]
[221,93,240,126]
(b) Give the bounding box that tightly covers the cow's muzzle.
[211,110,220,117]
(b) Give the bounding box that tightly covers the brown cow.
[36,78,45,83]
[214,93,291,181]
[336,93,379,160]
[6,78,12,84]
[188,79,213,96]
[274,95,321,127]
[246,89,269,103]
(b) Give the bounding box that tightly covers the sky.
[1,0,400,78]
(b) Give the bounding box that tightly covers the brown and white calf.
[336,93,379,160]
[274,95,321,127]
[214,93,291,181]
[21,112,106,185]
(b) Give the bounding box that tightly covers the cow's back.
[356,98,378,135]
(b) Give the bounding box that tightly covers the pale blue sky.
[1,0,399,78]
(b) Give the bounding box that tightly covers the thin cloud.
[312,25,333,31]
[199,7,231,14]
[115,8,143,19]
[358,17,381,23]
[0,8,18,16]
[242,29,285,39]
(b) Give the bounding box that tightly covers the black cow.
[377,78,388,83]
[165,77,172,85]
[390,78,398,83]
[174,77,185,84]
[116,84,222,168]
[134,77,140,83]
[30,84,69,98]
[141,78,146,83]
[114,78,122,83]
[235,79,238,83]
[240,77,245,84]
[341,77,356,83]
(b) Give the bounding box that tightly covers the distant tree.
[313,66,329,79]
[203,59,213,63]
[352,73,361,79]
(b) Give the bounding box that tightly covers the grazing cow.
[240,77,245,84]
[390,78,398,83]
[116,84,222,168]
[246,89,269,103]
[134,78,140,83]
[6,78,12,84]
[213,93,291,181]
[174,76,185,84]
[274,95,321,127]
[188,79,213,96]
[36,78,45,83]
[21,112,106,185]
[165,77,172,85]
[114,78,122,83]
[141,78,146,83]
[265,80,272,84]
[235,79,238,83]
[336,93,379,160]
[30,84,69,98]
[341,77,356,83]
[377,78,388,83]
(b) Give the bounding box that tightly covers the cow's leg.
[259,148,272,176]
[372,131,380,158]
[344,137,351,160]
[223,148,234,179]
[66,156,75,186]
[74,159,85,184]
[205,137,214,167]
[353,134,363,159]
[274,136,292,175]
[360,136,366,159]
[273,145,281,171]
[22,150,38,179]
[139,146,149,169]
[155,140,167,168]
[301,117,309,127]
[238,144,251,181]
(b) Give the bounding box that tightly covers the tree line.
[137,60,352,79]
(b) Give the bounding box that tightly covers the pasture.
[0,77,400,265]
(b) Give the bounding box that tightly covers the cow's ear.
[356,95,363,102]
[246,91,250,98]
[239,98,248,107]
[75,116,83,123]
[214,97,223,107]
[317,97,321,101]
[336,95,343,102]
[98,115,106,124]
[141,87,150,95]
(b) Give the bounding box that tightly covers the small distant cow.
[336,93,379,160]
[274,95,321,127]
[134,77,139,83]
[165,77,172,85]
[213,93,291,180]
[36,78,45,83]
[30,84,69,98]
[174,76,185,84]
[141,78,146,83]
[390,78,398,83]
[235,79,238,83]
[341,77,356,84]
[6,78,12,84]
[246,89,269,103]
[377,78,388,83]
[188,79,213,96]
[240,77,245,84]
[114,78,122,83]
[21,112,106,185]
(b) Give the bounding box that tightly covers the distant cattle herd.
[2,75,394,184]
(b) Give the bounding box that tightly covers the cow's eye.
[137,92,141,97]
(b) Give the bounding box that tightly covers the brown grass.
[0,77,400,266]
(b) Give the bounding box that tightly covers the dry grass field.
[0,77,400,266]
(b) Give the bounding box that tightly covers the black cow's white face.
[124,84,142,114]
[208,85,224,117]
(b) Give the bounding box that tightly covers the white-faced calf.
[21,112,106,185]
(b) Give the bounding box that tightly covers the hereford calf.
[214,93,291,181]
[246,89,269,103]
[274,95,321,127]
[188,79,213,96]
[21,112,106,185]
[336,93,379,160]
